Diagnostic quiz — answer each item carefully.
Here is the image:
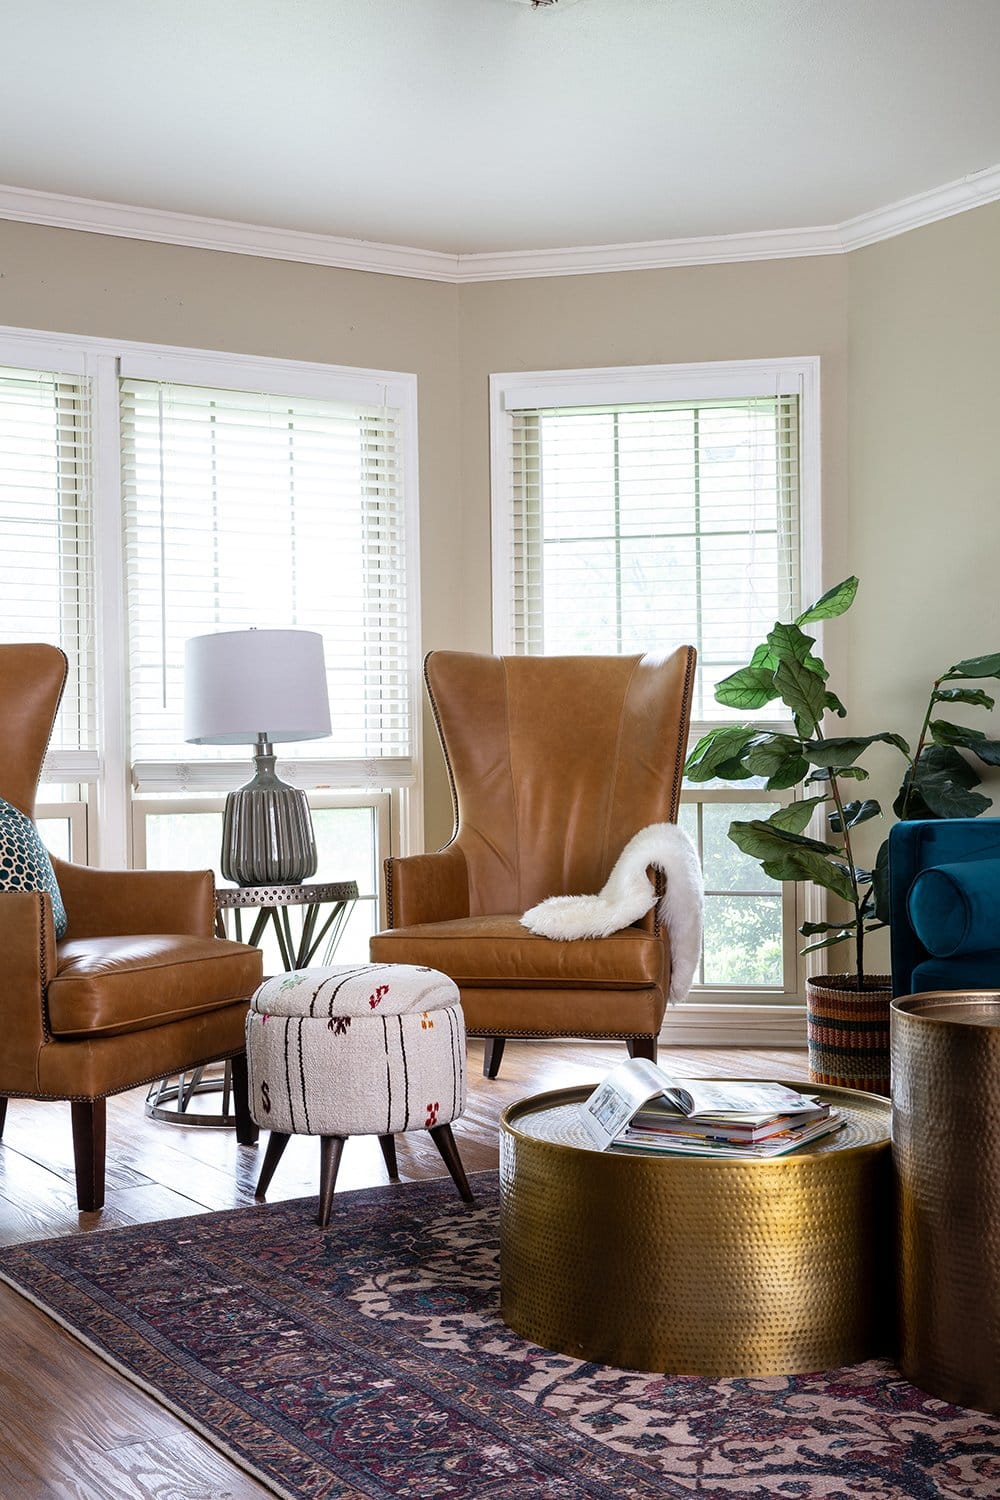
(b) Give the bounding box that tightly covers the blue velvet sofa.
[888,818,1000,997]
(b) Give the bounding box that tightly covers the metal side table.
[146,880,359,1127]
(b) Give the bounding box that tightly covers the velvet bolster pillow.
[907,859,1000,958]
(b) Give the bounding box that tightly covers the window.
[120,374,412,787]
[491,360,820,1007]
[0,362,97,772]
[0,329,421,925]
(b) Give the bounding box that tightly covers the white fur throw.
[520,823,704,1003]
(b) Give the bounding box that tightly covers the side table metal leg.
[274,907,295,971]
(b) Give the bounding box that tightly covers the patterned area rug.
[1,1173,998,1500]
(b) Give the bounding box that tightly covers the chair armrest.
[632,865,667,936]
[384,846,470,928]
[0,891,56,1088]
[51,860,216,940]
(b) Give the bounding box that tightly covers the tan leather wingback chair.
[0,644,264,1211]
[370,648,696,1078]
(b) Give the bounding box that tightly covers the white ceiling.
[4,0,1000,257]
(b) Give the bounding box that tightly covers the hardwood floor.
[0,1039,809,1499]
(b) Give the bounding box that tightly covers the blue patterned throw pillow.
[0,798,67,938]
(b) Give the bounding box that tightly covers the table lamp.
[184,629,332,887]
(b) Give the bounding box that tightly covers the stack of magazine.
[579,1057,843,1158]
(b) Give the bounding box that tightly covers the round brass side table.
[892,991,1000,1416]
[499,1082,892,1377]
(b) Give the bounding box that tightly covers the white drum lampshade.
[185,629,332,887]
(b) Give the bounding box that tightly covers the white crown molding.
[0,183,459,282]
[837,162,1000,251]
[454,223,845,280]
[1,164,998,285]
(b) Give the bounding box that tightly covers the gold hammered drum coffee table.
[499,1082,892,1377]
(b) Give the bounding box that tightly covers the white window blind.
[0,365,96,765]
[121,378,411,790]
[505,395,800,720]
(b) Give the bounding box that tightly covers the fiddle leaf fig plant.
[684,578,1000,987]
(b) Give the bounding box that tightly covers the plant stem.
[900,679,940,821]
[816,728,864,987]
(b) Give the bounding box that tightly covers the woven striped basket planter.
[806,974,892,1096]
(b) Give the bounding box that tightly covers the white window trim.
[488,357,825,1030]
[132,790,392,925]
[35,799,88,864]
[1,323,423,866]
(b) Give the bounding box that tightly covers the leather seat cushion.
[370,914,665,989]
[48,935,263,1039]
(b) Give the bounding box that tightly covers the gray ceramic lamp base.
[221,752,318,887]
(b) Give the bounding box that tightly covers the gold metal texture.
[499,1082,892,1377]
[892,991,1000,1415]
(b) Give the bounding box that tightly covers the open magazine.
[578,1056,828,1152]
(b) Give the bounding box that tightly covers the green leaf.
[806,766,870,783]
[714,666,780,711]
[794,576,859,625]
[774,657,829,737]
[684,724,759,782]
[828,798,881,833]
[941,653,1000,681]
[767,796,829,835]
[800,932,856,955]
[800,919,857,935]
[919,784,992,818]
[759,848,858,905]
[801,733,910,767]
[933,686,996,710]
[894,744,991,819]
[825,690,848,717]
[929,719,1000,766]
[748,643,778,671]
[729,819,843,860]
[743,734,809,790]
[767,621,829,678]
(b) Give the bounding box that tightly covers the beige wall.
[458,255,850,659]
[3,206,999,882]
[847,201,1000,971]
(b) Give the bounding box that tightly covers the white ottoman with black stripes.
[246,962,472,1225]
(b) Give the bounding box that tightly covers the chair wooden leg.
[230,1052,259,1146]
[429,1123,474,1204]
[627,1036,657,1064]
[70,1100,106,1212]
[482,1036,506,1080]
[255,1132,291,1201]
[378,1133,399,1181]
[317,1136,345,1227]
[0,1098,7,1140]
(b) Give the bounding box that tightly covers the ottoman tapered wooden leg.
[255,1132,291,1201]
[429,1122,474,1204]
[317,1136,345,1227]
[378,1134,399,1181]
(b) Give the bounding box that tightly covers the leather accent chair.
[370,648,696,1078]
[0,643,264,1211]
